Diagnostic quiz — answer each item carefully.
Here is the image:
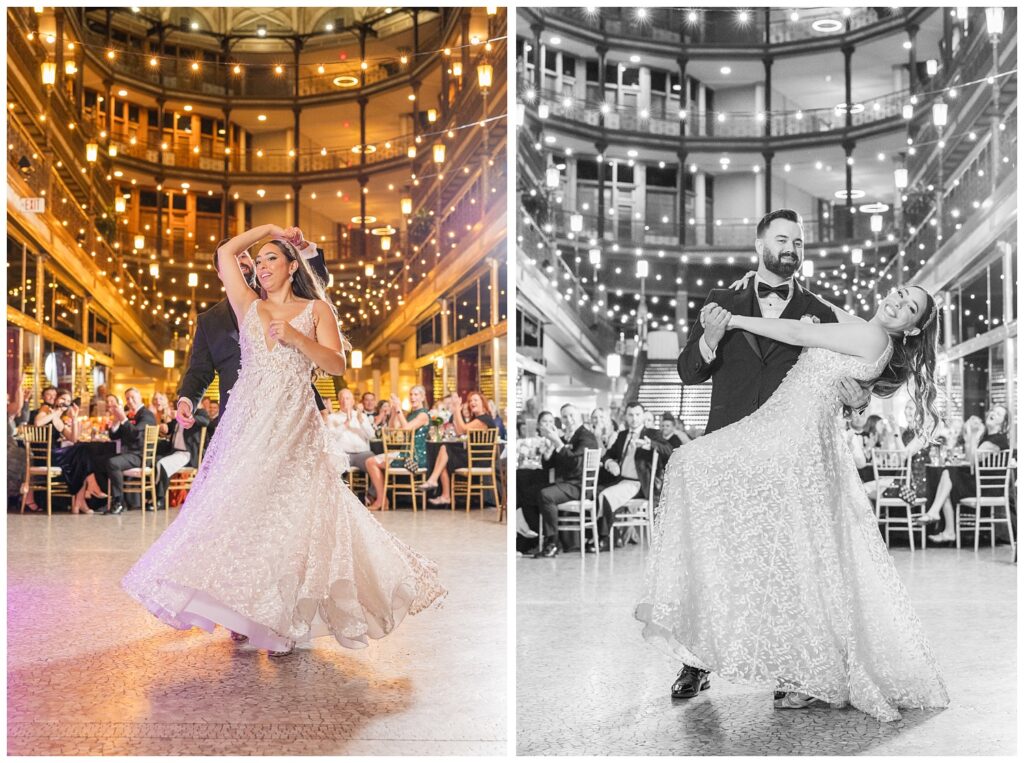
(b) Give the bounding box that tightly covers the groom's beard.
[763,247,801,279]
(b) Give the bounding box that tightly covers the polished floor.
[517,541,1016,756]
[7,507,506,755]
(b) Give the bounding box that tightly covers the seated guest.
[488,398,508,440]
[533,403,599,557]
[29,386,58,423]
[8,384,34,511]
[384,385,431,506]
[660,412,691,448]
[150,392,174,437]
[918,404,1011,542]
[27,388,83,512]
[93,387,158,514]
[372,399,392,433]
[155,405,211,510]
[590,407,616,452]
[595,402,673,551]
[516,410,557,554]
[419,390,497,507]
[360,391,377,415]
[326,388,387,511]
[88,383,109,417]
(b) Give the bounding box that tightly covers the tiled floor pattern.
[7,508,507,755]
[517,543,1016,755]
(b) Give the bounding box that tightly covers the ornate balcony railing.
[539,7,906,48]
[522,81,909,141]
[79,21,444,101]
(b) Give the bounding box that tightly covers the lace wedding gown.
[123,300,445,651]
[635,340,949,721]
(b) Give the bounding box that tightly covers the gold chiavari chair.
[164,426,208,510]
[119,425,160,511]
[20,425,71,515]
[452,428,500,514]
[382,427,424,511]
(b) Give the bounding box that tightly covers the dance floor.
[517,541,1016,756]
[7,508,507,755]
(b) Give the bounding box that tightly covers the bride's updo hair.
[871,286,940,436]
[263,239,351,352]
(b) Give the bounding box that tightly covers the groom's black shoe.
[107,502,125,515]
[671,665,711,699]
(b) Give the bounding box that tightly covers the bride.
[122,224,445,656]
[636,284,950,722]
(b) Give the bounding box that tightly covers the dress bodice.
[237,299,317,388]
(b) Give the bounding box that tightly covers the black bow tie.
[757,282,791,300]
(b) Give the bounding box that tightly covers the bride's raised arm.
[216,223,285,324]
[724,307,889,365]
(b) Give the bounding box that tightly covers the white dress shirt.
[326,409,375,454]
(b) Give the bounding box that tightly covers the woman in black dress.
[516,411,557,554]
[917,404,1011,542]
[31,388,94,513]
[418,390,497,507]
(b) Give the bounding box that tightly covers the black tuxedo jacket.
[598,427,673,498]
[166,409,211,468]
[110,406,157,455]
[678,279,837,435]
[177,298,325,415]
[550,425,599,484]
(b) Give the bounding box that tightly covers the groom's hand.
[702,303,732,350]
[837,377,871,411]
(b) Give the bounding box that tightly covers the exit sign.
[19,197,46,213]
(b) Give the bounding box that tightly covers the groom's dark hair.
[756,209,802,238]
[625,401,645,413]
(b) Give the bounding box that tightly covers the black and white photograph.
[515,5,1016,756]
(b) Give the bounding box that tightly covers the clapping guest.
[918,404,1011,542]
[590,407,616,452]
[419,391,497,507]
[487,398,508,439]
[595,402,673,551]
[516,410,558,553]
[533,404,599,557]
[386,386,431,506]
[150,392,174,438]
[373,399,393,432]
[326,388,387,511]
[360,391,377,415]
[93,387,158,514]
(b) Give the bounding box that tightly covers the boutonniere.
[800,314,821,324]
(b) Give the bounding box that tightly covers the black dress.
[901,429,931,499]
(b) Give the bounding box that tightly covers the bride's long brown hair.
[870,286,940,436]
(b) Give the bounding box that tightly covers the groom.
[175,229,328,430]
[672,208,870,700]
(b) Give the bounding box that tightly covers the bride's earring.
[902,333,909,345]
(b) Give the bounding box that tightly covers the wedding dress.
[123,300,445,651]
[635,340,949,721]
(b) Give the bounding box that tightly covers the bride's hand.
[727,271,757,291]
[267,319,302,347]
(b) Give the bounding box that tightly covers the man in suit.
[671,208,871,700]
[154,406,211,510]
[98,387,158,514]
[175,233,327,432]
[534,404,599,558]
[596,401,673,551]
